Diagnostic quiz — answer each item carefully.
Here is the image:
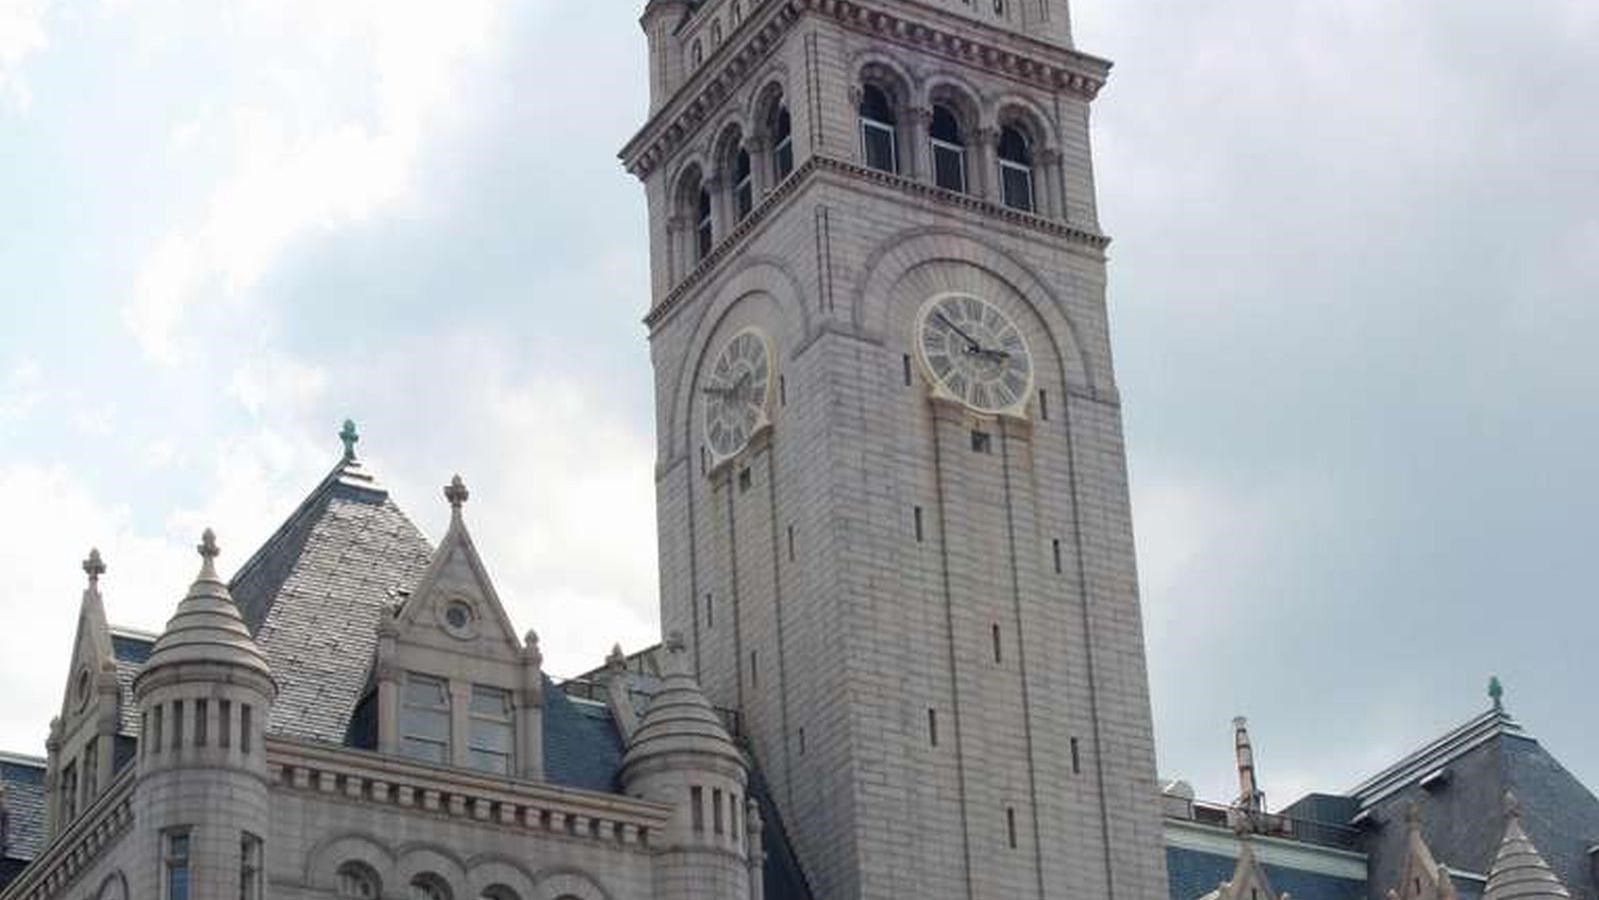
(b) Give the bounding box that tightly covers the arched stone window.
[929,105,967,193]
[411,872,453,900]
[337,862,381,899]
[997,125,1035,212]
[769,95,794,182]
[676,165,713,268]
[858,84,898,174]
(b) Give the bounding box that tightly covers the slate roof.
[109,628,154,737]
[0,753,46,862]
[543,686,626,795]
[230,457,433,745]
[1167,846,1366,900]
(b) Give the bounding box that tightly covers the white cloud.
[0,0,48,111]
[121,0,509,362]
[0,358,43,420]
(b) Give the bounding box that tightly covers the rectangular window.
[798,728,806,755]
[165,830,192,900]
[240,832,263,900]
[913,506,925,543]
[971,430,992,454]
[1006,807,1018,848]
[1070,737,1082,775]
[787,525,796,562]
[195,700,208,747]
[713,788,725,835]
[468,685,515,776]
[932,140,967,193]
[779,374,787,407]
[992,624,1003,664]
[691,786,705,832]
[928,708,939,747]
[241,705,253,755]
[84,737,98,803]
[738,467,752,492]
[152,705,164,755]
[1001,162,1035,213]
[219,700,232,749]
[750,651,758,689]
[171,700,184,752]
[705,593,714,630]
[1038,388,1049,421]
[903,354,913,386]
[861,119,898,173]
[141,712,150,756]
[1052,539,1062,574]
[60,760,78,823]
[400,673,451,765]
[731,792,740,842]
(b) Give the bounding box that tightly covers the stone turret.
[639,0,692,113]
[1483,793,1572,900]
[132,530,275,900]
[620,632,752,900]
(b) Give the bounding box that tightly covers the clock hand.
[934,311,983,353]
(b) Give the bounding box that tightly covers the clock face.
[702,328,774,462]
[915,293,1034,415]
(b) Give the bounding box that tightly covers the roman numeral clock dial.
[702,327,774,465]
[916,293,1034,416]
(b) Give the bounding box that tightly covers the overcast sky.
[0,0,1594,808]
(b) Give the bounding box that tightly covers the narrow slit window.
[750,650,759,689]
[928,708,939,747]
[992,624,1003,664]
[913,506,925,543]
[1052,539,1062,574]
[787,525,796,562]
[713,788,725,835]
[171,700,183,751]
[1006,807,1018,848]
[219,699,232,749]
[241,704,253,755]
[692,785,705,832]
[798,728,806,755]
[1038,389,1050,421]
[152,705,163,754]
[706,592,714,629]
[903,354,913,386]
[779,374,787,407]
[194,699,208,747]
[1070,737,1082,774]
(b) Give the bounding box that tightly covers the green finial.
[339,419,359,461]
[1488,675,1504,712]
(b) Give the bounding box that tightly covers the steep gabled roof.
[1350,708,1528,810]
[0,752,46,863]
[230,450,433,745]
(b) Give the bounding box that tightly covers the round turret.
[620,633,751,900]
[132,530,274,900]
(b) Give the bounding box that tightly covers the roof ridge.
[0,752,45,768]
[1349,708,1527,803]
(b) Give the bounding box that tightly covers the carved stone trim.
[644,154,1109,331]
[621,0,1111,178]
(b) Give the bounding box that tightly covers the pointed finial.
[666,630,686,653]
[82,548,106,588]
[1503,790,1522,821]
[1488,675,1504,712]
[445,474,469,512]
[339,419,360,461]
[197,528,220,579]
[607,643,627,670]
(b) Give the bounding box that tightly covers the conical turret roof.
[621,634,741,775]
[138,530,271,686]
[1483,793,1571,900]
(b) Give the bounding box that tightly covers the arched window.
[696,183,714,260]
[997,125,1035,212]
[929,105,967,193]
[859,84,898,174]
[480,888,519,900]
[733,145,754,220]
[770,99,794,182]
[411,873,453,900]
[711,20,723,46]
[336,862,381,899]
[732,1,743,25]
[691,40,703,67]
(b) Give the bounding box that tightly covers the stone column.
[975,127,1000,202]
[376,615,400,755]
[1037,147,1065,219]
[905,105,933,181]
[666,215,689,280]
[747,135,774,197]
[519,630,545,780]
[705,176,729,249]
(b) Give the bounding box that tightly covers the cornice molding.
[644,153,1109,331]
[621,0,1111,178]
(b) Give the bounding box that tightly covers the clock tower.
[622,1,1168,898]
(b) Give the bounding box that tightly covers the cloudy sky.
[0,0,1594,808]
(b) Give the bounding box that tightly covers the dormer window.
[400,673,451,764]
[468,685,514,775]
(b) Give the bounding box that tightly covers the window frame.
[997,125,1036,213]
[239,832,263,900]
[771,104,794,182]
[164,828,192,900]
[733,146,754,221]
[400,672,452,765]
[858,84,899,174]
[467,684,515,776]
[929,105,968,194]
